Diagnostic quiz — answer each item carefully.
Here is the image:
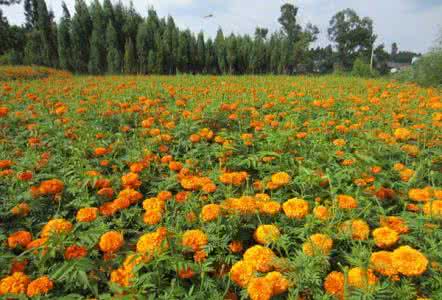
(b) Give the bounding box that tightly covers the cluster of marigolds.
[0,74,441,299]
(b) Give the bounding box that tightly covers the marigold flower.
[26,276,53,297]
[341,219,370,240]
[253,224,280,245]
[110,266,134,287]
[37,179,64,195]
[11,203,30,217]
[394,127,412,141]
[372,227,399,248]
[313,205,330,221]
[409,188,432,202]
[229,260,255,287]
[423,200,442,218]
[380,216,409,234]
[76,207,98,222]
[265,271,289,295]
[243,245,276,272]
[200,204,221,222]
[64,244,88,260]
[178,266,195,279]
[8,231,32,249]
[271,172,291,186]
[391,246,428,276]
[324,271,345,299]
[0,272,30,296]
[337,194,358,209]
[348,267,378,289]
[99,231,124,253]
[370,251,398,276]
[182,229,208,252]
[247,277,273,300]
[136,228,169,257]
[259,201,281,215]
[229,240,243,253]
[282,198,309,219]
[302,233,333,256]
[41,218,73,238]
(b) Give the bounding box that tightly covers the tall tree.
[71,0,92,72]
[57,2,72,70]
[123,37,136,73]
[391,42,398,57]
[106,20,121,73]
[35,0,57,66]
[88,0,106,74]
[215,28,227,73]
[328,8,376,69]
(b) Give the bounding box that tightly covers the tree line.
[0,0,420,75]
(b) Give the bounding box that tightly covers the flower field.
[0,72,442,299]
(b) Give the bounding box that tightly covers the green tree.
[215,28,227,73]
[328,8,376,69]
[106,20,121,73]
[88,0,106,74]
[57,2,72,70]
[123,37,136,74]
[71,0,92,72]
[35,0,57,66]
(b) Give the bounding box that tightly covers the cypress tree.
[57,2,72,70]
[71,0,92,73]
[106,21,121,73]
[88,0,106,74]
[123,37,136,74]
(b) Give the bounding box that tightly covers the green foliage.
[105,20,121,73]
[351,57,377,77]
[413,49,442,87]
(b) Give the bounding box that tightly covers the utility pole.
[370,43,375,71]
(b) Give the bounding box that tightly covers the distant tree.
[374,44,390,74]
[215,28,227,73]
[57,2,72,70]
[123,38,136,74]
[196,31,205,73]
[71,0,92,72]
[106,20,121,73]
[255,27,268,40]
[391,42,398,57]
[88,0,106,74]
[278,3,302,43]
[328,9,376,69]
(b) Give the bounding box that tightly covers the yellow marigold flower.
[324,271,345,300]
[200,204,221,222]
[341,219,370,240]
[26,276,53,297]
[282,198,309,219]
[259,201,281,215]
[254,224,280,244]
[243,245,276,272]
[229,260,255,288]
[0,272,30,296]
[302,233,333,256]
[7,231,32,249]
[370,251,398,276]
[423,200,442,218]
[337,194,358,209]
[142,197,165,211]
[400,168,414,182]
[394,128,412,141]
[392,246,428,276]
[143,209,163,225]
[348,267,378,289]
[136,227,168,257]
[333,138,346,147]
[247,277,273,300]
[313,205,330,221]
[271,172,291,186]
[372,227,399,248]
[182,229,208,252]
[99,231,124,253]
[265,271,289,295]
[41,218,73,238]
[409,188,432,202]
[76,207,98,222]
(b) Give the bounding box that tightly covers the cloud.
[1,0,440,53]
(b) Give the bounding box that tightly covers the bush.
[351,58,377,77]
[413,49,442,87]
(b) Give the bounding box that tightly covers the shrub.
[351,58,377,77]
[413,49,442,87]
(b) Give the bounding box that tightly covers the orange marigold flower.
[0,272,30,296]
[200,204,221,222]
[41,218,73,238]
[392,246,428,276]
[64,244,88,260]
[370,251,398,276]
[253,224,280,245]
[229,240,243,253]
[26,276,53,297]
[341,219,370,240]
[247,277,273,300]
[337,194,358,209]
[324,271,345,300]
[99,231,124,253]
[408,188,432,202]
[229,260,255,288]
[282,198,309,219]
[7,231,32,249]
[178,266,195,279]
[143,208,163,225]
[348,267,378,289]
[136,228,169,257]
[11,203,30,217]
[302,233,333,256]
[99,201,118,216]
[372,227,399,248]
[76,207,98,222]
[380,216,409,234]
[110,266,133,287]
[121,172,141,189]
[313,205,330,221]
[259,201,281,215]
[265,271,289,296]
[394,128,412,141]
[182,229,208,252]
[243,245,276,273]
[17,171,33,181]
[38,179,64,195]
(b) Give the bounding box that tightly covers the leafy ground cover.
[0,72,441,299]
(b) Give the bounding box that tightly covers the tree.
[123,37,136,73]
[136,21,149,74]
[374,44,390,75]
[391,42,398,57]
[57,2,72,70]
[106,21,121,73]
[23,0,38,29]
[328,9,376,69]
[71,0,92,72]
[196,31,205,73]
[88,0,106,74]
[215,28,227,74]
[278,3,302,43]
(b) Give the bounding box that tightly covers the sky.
[2,0,442,53]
